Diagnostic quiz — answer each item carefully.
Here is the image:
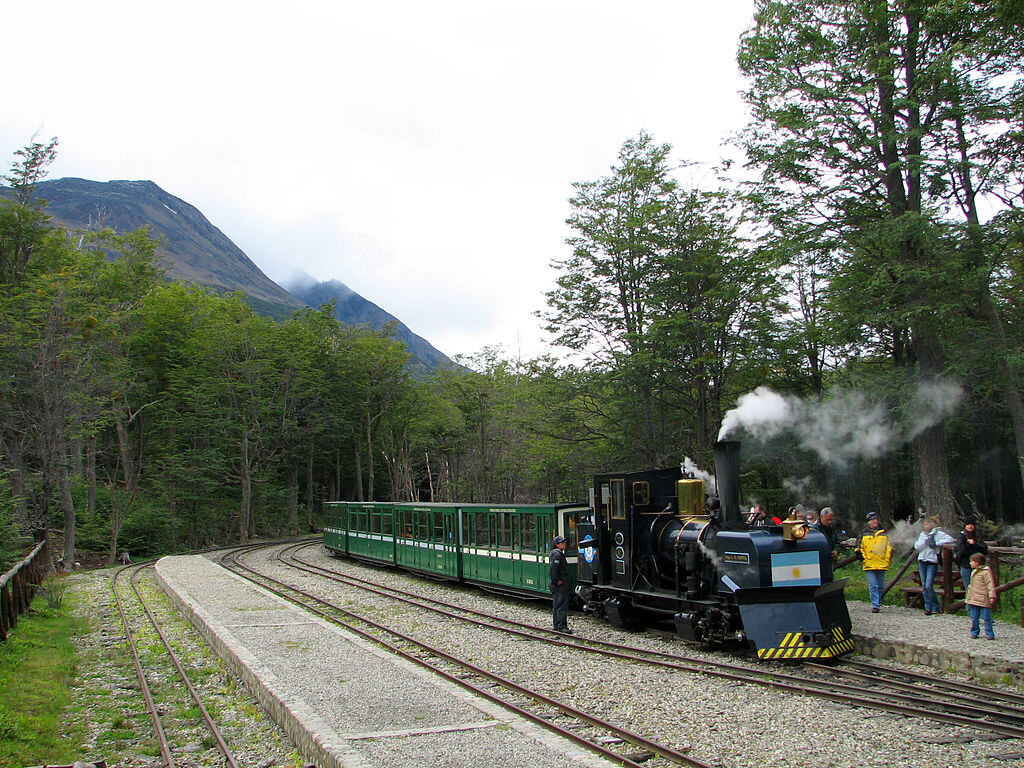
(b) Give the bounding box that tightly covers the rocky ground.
[61,565,306,768]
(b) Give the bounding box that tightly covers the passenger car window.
[498,512,512,549]
[522,516,537,552]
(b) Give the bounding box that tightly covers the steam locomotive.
[576,441,854,659]
[323,440,854,660]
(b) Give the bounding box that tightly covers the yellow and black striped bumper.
[757,626,855,660]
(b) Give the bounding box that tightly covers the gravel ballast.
[61,546,1024,768]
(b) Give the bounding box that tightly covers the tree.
[544,133,677,464]
[737,0,1024,524]
[545,133,778,465]
[0,138,58,287]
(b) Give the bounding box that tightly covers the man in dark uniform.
[813,506,841,561]
[549,535,572,634]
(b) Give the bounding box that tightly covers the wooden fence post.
[941,545,955,614]
[0,540,52,642]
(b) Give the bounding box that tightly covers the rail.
[0,539,52,641]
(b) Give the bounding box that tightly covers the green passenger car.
[322,502,349,556]
[394,503,460,578]
[346,503,395,562]
[460,504,586,597]
[323,502,396,563]
[323,500,588,600]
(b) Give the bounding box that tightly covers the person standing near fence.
[955,518,989,589]
[858,512,893,613]
[914,515,954,615]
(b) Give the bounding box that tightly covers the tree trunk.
[354,443,363,502]
[59,462,75,572]
[285,454,299,533]
[306,442,314,529]
[240,433,251,543]
[10,468,29,529]
[912,326,958,527]
[365,412,375,502]
[86,436,96,516]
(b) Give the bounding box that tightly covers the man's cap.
[553,535,566,545]
[866,511,879,521]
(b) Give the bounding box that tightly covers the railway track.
[111,561,241,767]
[268,540,1024,746]
[219,543,716,768]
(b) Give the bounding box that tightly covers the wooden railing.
[889,543,1024,624]
[0,539,52,641]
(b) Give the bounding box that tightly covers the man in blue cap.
[549,535,572,634]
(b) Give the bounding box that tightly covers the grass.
[0,588,86,767]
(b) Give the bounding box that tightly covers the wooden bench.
[899,569,964,611]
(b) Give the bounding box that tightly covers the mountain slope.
[283,274,455,374]
[34,178,305,318]
[27,177,456,372]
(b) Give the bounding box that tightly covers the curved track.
[220,542,716,768]
[275,541,1024,741]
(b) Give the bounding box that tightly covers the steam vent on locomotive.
[575,441,855,659]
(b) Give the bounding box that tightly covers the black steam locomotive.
[575,441,854,659]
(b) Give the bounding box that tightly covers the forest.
[1,0,1022,571]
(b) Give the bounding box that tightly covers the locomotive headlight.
[782,519,809,541]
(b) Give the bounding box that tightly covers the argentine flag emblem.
[770,551,821,587]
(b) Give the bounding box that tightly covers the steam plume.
[682,456,717,495]
[718,380,962,468]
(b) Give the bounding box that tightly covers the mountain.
[27,178,456,373]
[282,274,455,375]
[33,178,306,319]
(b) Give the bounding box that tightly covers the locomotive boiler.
[574,441,854,659]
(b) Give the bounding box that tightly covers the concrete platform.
[155,555,1024,767]
[155,555,617,768]
[848,599,1024,686]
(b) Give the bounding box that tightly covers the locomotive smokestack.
[713,440,742,526]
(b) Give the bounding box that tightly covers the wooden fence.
[0,539,52,641]
[885,542,1024,624]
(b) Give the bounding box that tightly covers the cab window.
[633,481,650,506]
[610,479,626,520]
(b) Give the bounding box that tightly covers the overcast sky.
[5,1,755,361]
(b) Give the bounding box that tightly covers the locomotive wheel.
[603,596,640,629]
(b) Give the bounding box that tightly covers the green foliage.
[543,132,783,465]
[0,468,26,572]
[42,572,69,609]
[0,589,81,766]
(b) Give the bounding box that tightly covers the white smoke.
[907,379,964,440]
[718,378,962,468]
[798,389,894,466]
[717,386,792,442]
[682,456,717,495]
[783,476,814,501]
[886,518,921,551]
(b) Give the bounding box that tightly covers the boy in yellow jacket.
[859,512,893,613]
